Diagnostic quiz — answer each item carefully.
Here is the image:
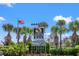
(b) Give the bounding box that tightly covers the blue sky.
[0,3,79,42]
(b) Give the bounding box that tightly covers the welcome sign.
[34,27,44,39]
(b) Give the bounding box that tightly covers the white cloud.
[44,32,50,36]
[76,17,79,22]
[53,16,72,24]
[0,17,6,21]
[0,0,16,7]
[5,3,14,7]
[0,3,15,7]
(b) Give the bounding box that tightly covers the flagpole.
[17,20,19,44]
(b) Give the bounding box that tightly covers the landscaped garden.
[0,19,79,56]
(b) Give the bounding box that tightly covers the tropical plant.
[2,24,14,45]
[69,21,79,46]
[64,38,71,47]
[27,28,33,44]
[21,27,33,45]
[13,27,22,44]
[21,27,28,45]
[0,42,28,56]
[51,25,59,48]
[38,22,48,28]
[57,20,66,48]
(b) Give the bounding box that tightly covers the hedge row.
[0,43,79,56]
[50,48,79,56]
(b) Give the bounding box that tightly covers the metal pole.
[17,20,19,44]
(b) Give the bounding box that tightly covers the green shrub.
[46,43,50,53]
[50,48,78,56]
[0,43,28,56]
[63,48,77,55]
[50,48,63,56]
[75,45,79,49]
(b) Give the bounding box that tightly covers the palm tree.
[38,22,48,28]
[57,20,66,48]
[27,28,33,44]
[51,25,59,48]
[38,22,48,54]
[13,27,22,44]
[63,37,71,47]
[2,24,14,45]
[21,27,33,44]
[69,21,79,46]
[21,27,29,45]
[22,28,32,54]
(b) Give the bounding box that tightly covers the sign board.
[34,27,44,39]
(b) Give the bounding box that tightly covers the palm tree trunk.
[17,34,20,44]
[54,33,58,48]
[23,34,27,47]
[72,31,77,46]
[23,33,27,55]
[60,32,62,48]
[7,31,10,36]
[6,31,11,45]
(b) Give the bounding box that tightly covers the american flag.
[18,20,24,24]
